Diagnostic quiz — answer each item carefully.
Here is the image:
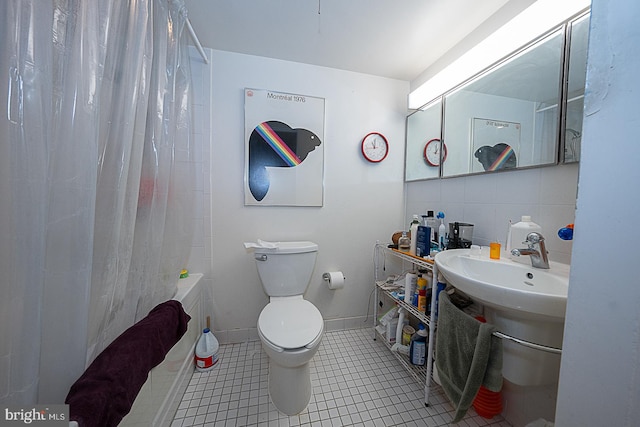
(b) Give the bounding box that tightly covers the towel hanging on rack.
[435,293,503,423]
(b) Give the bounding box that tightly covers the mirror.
[440,28,565,177]
[563,12,589,163]
[405,99,442,181]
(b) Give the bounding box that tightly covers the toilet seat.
[258,296,323,350]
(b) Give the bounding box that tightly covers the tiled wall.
[186,47,213,326]
[405,163,579,264]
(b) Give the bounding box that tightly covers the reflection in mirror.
[405,99,442,181]
[442,28,565,177]
[563,12,589,163]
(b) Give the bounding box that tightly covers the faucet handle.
[526,231,544,243]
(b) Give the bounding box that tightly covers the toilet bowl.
[252,241,324,415]
[258,295,324,414]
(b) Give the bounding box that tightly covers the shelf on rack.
[389,248,434,270]
[377,285,432,327]
[374,328,428,386]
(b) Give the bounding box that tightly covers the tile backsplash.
[405,163,579,264]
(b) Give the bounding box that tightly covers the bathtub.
[118,273,203,426]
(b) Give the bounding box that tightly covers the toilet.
[253,241,324,415]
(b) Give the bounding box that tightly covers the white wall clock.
[361,132,389,163]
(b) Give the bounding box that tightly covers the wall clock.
[424,138,447,166]
[361,132,389,163]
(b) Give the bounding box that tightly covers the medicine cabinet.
[405,99,442,181]
[562,12,589,163]
[405,10,590,181]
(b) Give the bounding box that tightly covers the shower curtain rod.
[186,18,209,64]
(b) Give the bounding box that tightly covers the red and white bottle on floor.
[195,328,219,371]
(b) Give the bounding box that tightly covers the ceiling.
[183,0,533,82]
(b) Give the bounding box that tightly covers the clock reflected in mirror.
[424,138,447,166]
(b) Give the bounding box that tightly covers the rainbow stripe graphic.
[489,145,515,171]
[255,122,301,166]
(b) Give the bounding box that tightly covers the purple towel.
[65,300,191,427]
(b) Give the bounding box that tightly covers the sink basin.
[435,249,569,320]
[435,248,570,387]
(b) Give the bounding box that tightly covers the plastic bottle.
[434,274,447,318]
[417,288,427,312]
[437,211,446,251]
[195,328,220,372]
[425,210,438,243]
[507,216,542,264]
[404,272,417,306]
[409,215,421,255]
[410,324,428,365]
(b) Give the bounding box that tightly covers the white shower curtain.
[0,0,195,404]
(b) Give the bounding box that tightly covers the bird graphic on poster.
[248,121,321,201]
[474,143,517,171]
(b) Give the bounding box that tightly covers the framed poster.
[244,88,325,206]
[471,118,520,172]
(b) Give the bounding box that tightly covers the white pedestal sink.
[435,249,569,387]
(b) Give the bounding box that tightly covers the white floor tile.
[171,328,510,427]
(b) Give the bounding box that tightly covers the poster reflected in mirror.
[471,118,520,173]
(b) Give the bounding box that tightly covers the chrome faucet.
[510,232,550,269]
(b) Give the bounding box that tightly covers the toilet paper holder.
[322,271,346,290]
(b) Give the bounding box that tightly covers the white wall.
[405,163,578,264]
[203,50,408,341]
[556,0,640,424]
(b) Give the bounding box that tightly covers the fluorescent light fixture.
[408,0,591,109]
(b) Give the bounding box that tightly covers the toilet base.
[268,360,312,415]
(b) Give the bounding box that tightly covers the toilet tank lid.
[254,241,318,254]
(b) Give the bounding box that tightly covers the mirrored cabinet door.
[563,12,590,163]
[442,27,565,177]
[405,99,442,181]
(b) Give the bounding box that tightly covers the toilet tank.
[254,241,318,297]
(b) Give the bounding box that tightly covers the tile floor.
[171,328,511,427]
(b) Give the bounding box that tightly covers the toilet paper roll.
[323,272,345,290]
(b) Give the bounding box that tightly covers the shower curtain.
[0,0,195,404]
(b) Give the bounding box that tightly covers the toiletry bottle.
[398,231,410,251]
[434,274,447,318]
[417,288,427,312]
[409,215,421,255]
[437,211,446,251]
[508,216,542,263]
[409,324,428,366]
[425,210,437,243]
[416,224,431,257]
[404,272,417,306]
